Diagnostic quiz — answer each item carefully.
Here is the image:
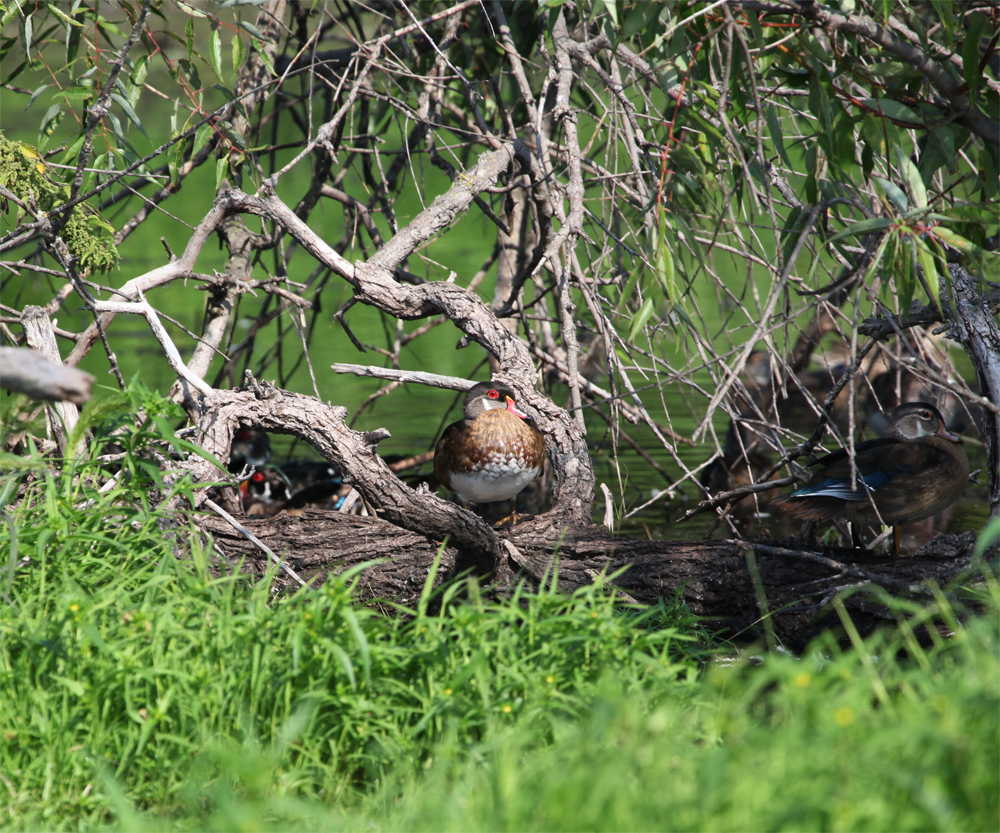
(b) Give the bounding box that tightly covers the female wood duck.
[771,402,968,552]
[434,381,546,516]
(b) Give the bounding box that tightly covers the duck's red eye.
[488,389,500,399]
[920,410,932,419]
[253,472,265,482]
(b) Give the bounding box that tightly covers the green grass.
[1,387,998,831]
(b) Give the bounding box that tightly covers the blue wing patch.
[792,467,906,501]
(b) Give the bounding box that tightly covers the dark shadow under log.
[195,508,981,651]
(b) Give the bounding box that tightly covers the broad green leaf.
[59,85,93,101]
[232,32,244,73]
[874,177,908,213]
[216,154,229,191]
[933,226,994,257]
[133,54,149,93]
[59,133,86,166]
[193,123,214,155]
[862,98,921,124]
[210,26,224,81]
[623,2,659,39]
[240,21,268,40]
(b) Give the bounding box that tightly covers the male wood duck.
[434,381,546,516]
[772,402,969,553]
[240,469,292,516]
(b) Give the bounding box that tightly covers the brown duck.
[434,381,546,513]
[772,402,969,552]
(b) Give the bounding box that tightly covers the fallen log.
[194,508,980,651]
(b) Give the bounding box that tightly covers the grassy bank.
[1,390,997,831]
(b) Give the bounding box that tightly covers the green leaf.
[26,84,48,109]
[111,94,149,141]
[58,85,93,101]
[249,36,276,76]
[623,2,659,39]
[216,154,229,191]
[939,203,1000,224]
[930,0,953,45]
[177,0,211,17]
[874,177,908,213]
[932,226,992,257]
[133,54,149,91]
[863,98,922,124]
[51,675,86,697]
[766,104,791,170]
[655,236,678,305]
[617,264,642,316]
[598,0,617,26]
[48,5,85,30]
[896,236,916,310]
[210,26,223,81]
[628,297,655,342]
[896,147,927,209]
[825,217,893,245]
[232,32,244,73]
[962,13,986,103]
[240,21,268,41]
[916,237,940,307]
[21,12,32,55]
[39,103,61,140]
[169,136,187,187]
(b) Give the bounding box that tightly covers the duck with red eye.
[434,381,547,517]
[771,402,969,553]
[240,469,292,516]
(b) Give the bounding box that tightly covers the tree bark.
[195,508,979,651]
[0,347,94,404]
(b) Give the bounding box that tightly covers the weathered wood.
[0,346,94,404]
[19,307,81,455]
[948,264,1000,522]
[195,508,979,650]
